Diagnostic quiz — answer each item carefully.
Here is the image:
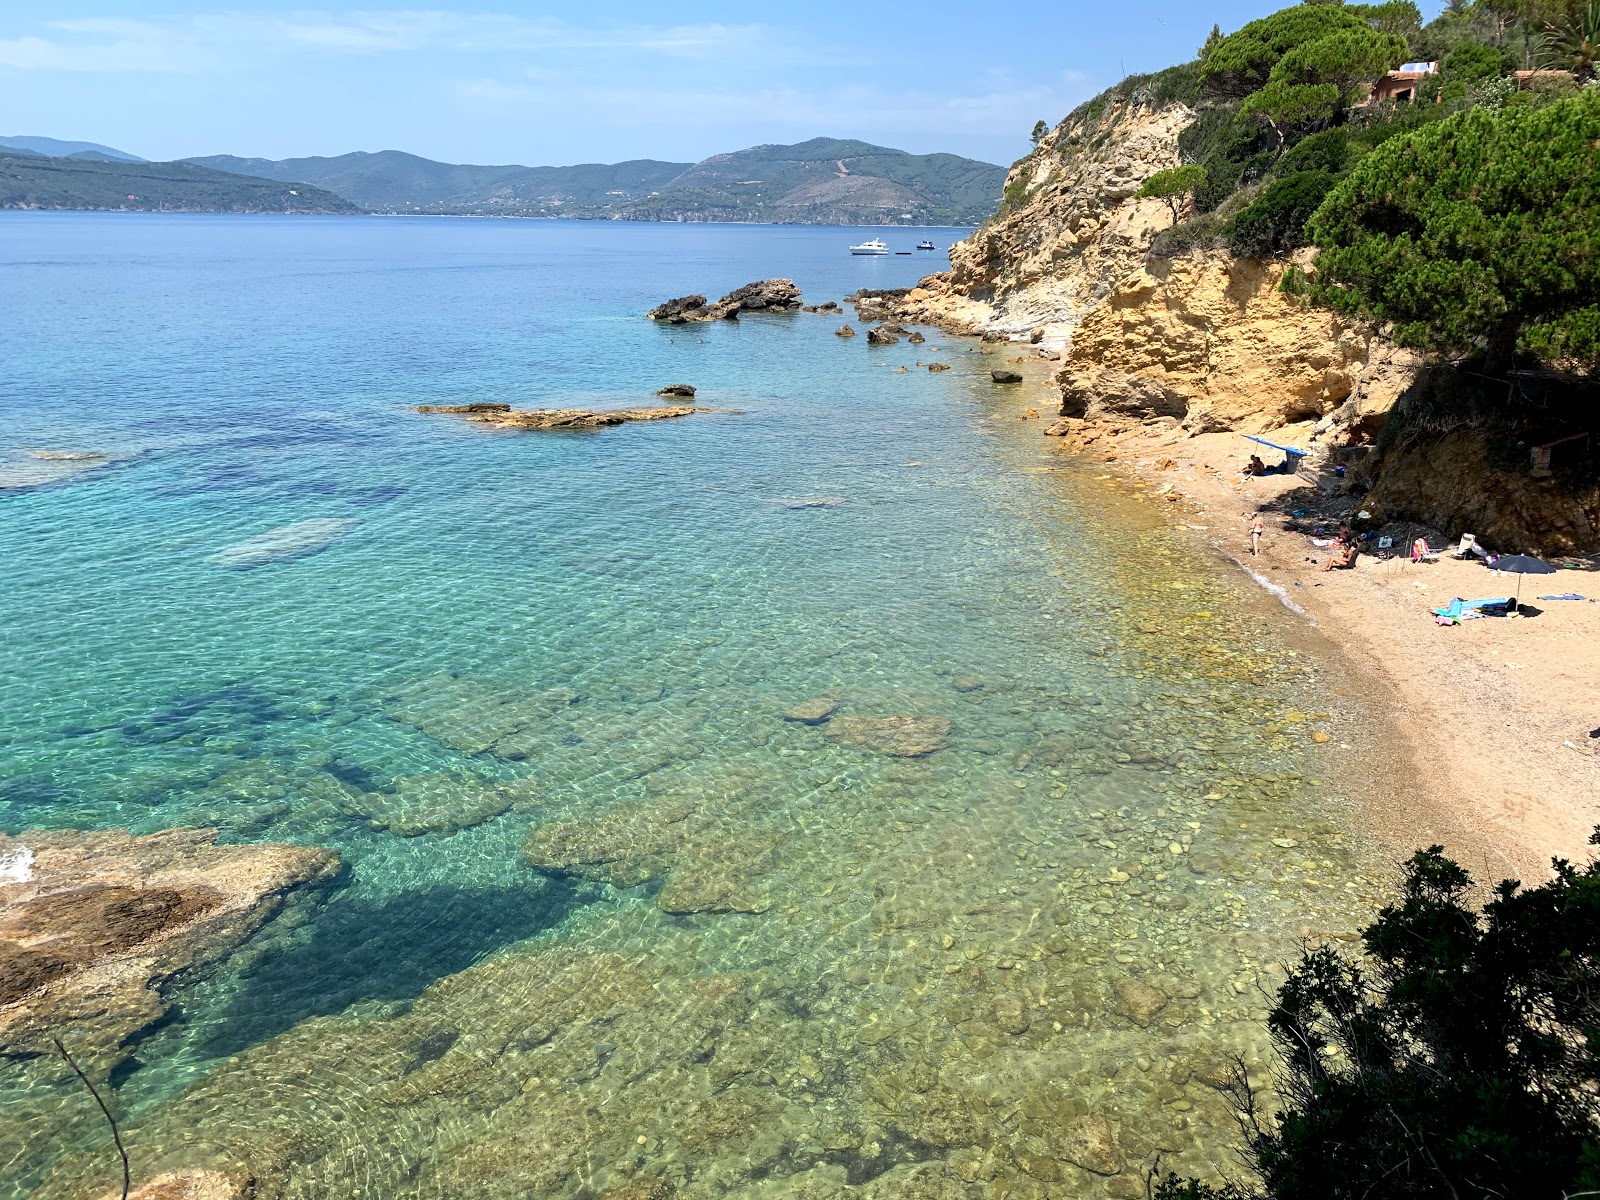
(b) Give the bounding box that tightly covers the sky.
[0,0,1413,168]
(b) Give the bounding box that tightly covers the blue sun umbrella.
[1488,553,1557,599]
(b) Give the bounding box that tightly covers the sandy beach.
[1044,413,1600,882]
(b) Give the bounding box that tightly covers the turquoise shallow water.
[0,214,1386,1200]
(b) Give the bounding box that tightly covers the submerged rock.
[208,517,360,569]
[1056,1114,1124,1176]
[990,370,1023,384]
[416,404,701,432]
[927,362,950,372]
[774,496,846,510]
[0,449,118,492]
[824,715,951,757]
[379,671,584,757]
[783,696,840,724]
[0,827,337,1064]
[648,280,802,322]
[349,772,516,837]
[1110,976,1169,1027]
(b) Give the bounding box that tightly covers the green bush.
[1148,211,1226,258]
[1443,40,1508,83]
[1271,128,1352,175]
[1155,833,1600,1200]
[1225,170,1338,256]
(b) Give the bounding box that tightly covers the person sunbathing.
[1323,529,1358,571]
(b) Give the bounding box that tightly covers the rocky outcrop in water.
[417,404,702,431]
[656,384,697,398]
[647,280,802,322]
[0,828,337,1065]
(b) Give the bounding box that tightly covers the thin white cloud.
[1,11,784,71]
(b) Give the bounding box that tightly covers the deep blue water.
[0,214,1380,1200]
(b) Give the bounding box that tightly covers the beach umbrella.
[1487,553,1558,600]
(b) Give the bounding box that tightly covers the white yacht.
[849,238,889,256]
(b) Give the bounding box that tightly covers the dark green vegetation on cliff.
[1156,835,1600,1200]
[1148,0,1597,278]
[1302,88,1600,374]
[188,138,1006,224]
[0,154,362,214]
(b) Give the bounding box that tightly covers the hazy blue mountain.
[0,154,362,214]
[185,150,690,212]
[187,138,1005,224]
[618,138,1007,225]
[0,135,145,162]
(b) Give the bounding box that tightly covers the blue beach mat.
[1538,593,1586,601]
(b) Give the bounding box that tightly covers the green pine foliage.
[1153,833,1600,1200]
[1302,88,1600,374]
[1137,164,1209,222]
[1224,171,1339,256]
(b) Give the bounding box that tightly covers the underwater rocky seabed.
[0,216,1392,1200]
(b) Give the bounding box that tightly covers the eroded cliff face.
[889,93,1195,337]
[1055,252,1421,439]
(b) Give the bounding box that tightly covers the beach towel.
[1432,597,1511,625]
[1538,593,1585,601]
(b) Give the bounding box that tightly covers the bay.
[0,213,1381,1200]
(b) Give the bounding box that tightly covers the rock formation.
[417,404,702,431]
[864,327,899,346]
[647,280,802,322]
[0,827,338,1065]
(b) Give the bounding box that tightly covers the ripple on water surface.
[0,215,1387,1200]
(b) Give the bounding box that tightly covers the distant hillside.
[186,150,690,213]
[0,155,363,214]
[188,138,1006,224]
[0,135,144,162]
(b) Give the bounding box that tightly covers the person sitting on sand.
[1323,527,1358,571]
[1244,454,1267,476]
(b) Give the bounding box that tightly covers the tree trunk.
[1484,317,1519,377]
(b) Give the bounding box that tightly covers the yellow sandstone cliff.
[873,85,1597,551]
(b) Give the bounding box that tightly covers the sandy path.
[1050,421,1600,882]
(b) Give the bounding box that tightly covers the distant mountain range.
[0,134,1004,224]
[0,154,361,214]
[0,134,147,162]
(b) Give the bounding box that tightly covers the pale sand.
[1052,420,1600,883]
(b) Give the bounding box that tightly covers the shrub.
[1148,211,1226,258]
[1443,40,1509,83]
[1155,833,1600,1200]
[1224,170,1338,257]
[1271,128,1352,176]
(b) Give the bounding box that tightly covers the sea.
[0,213,1387,1200]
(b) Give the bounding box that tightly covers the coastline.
[1031,394,1600,883]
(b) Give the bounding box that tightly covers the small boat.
[849,238,889,256]
[916,240,936,250]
